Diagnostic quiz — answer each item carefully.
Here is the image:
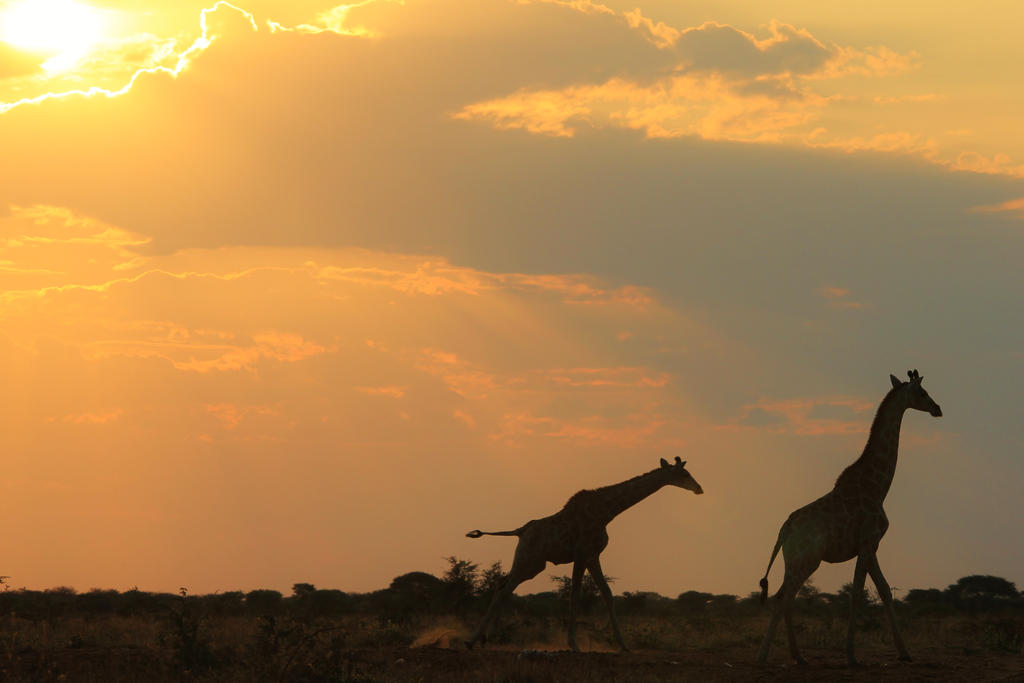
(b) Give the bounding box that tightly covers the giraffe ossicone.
[464,457,703,652]
[757,369,943,666]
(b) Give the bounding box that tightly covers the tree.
[905,588,944,605]
[386,571,446,615]
[797,580,822,606]
[292,583,317,599]
[835,582,876,615]
[477,561,507,598]
[621,591,648,615]
[552,572,614,614]
[676,590,714,614]
[946,575,1018,600]
[442,556,480,614]
[307,589,350,616]
[245,589,283,614]
[944,575,1020,613]
[706,593,739,613]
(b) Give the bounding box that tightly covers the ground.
[349,643,1024,682]
[0,609,1020,681]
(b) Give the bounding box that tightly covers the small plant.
[164,587,213,674]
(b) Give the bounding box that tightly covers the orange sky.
[0,0,1021,598]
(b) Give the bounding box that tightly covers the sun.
[0,0,105,72]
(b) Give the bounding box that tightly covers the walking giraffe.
[465,457,703,651]
[757,370,942,666]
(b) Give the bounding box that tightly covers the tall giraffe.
[757,370,942,666]
[465,457,703,651]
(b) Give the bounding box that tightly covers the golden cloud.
[56,409,124,425]
[489,411,681,449]
[725,396,875,435]
[818,286,865,310]
[455,73,827,142]
[969,197,1024,218]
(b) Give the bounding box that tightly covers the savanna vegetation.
[0,566,1020,681]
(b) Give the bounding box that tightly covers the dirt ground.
[0,638,1021,681]
[344,644,1024,682]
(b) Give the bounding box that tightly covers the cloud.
[631,16,835,77]
[451,3,918,143]
[0,0,1018,277]
[57,409,124,425]
[872,94,940,105]
[356,386,407,398]
[818,286,865,310]
[489,411,680,449]
[0,43,45,79]
[726,396,875,435]
[0,1,304,114]
[450,6,921,144]
[951,152,1024,179]
[455,73,827,141]
[169,332,329,372]
[541,366,669,388]
[969,197,1024,218]
[204,402,278,429]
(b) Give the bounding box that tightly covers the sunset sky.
[0,0,1022,599]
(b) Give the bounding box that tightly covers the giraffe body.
[465,457,703,651]
[757,370,942,666]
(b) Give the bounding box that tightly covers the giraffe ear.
[890,374,902,388]
[660,458,670,468]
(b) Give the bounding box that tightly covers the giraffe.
[757,369,942,666]
[464,456,703,652]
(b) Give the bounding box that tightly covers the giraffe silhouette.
[465,456,703,651]
[757,369,942,666]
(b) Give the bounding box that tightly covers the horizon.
[1,0,1022,602]
[5,567,1015,601]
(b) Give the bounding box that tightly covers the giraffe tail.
[466,528,521,539]
[759,520,789,604]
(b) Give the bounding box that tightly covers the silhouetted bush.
[245,589,284,615]
[201,590,246,617]
[551,572,613,614]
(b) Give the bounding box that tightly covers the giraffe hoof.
[794,656,808,666]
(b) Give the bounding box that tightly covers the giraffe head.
[659,456,704,494]
[889,369,942,417]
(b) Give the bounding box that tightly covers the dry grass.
[0,609,1019,681]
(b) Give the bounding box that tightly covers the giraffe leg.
[846,554,869,667]
[759,561,815,664]
[567,560,586,652]
[783,568,816,665]
[757,593,785,664]
[867,554,911,661]
[466,579,517,649]
[587,556,628,652]
[466,557,544,649]
[782,581,806,663]
[759,574,802,663]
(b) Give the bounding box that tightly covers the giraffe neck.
[588,468,671,524]
[835,387,909,501]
